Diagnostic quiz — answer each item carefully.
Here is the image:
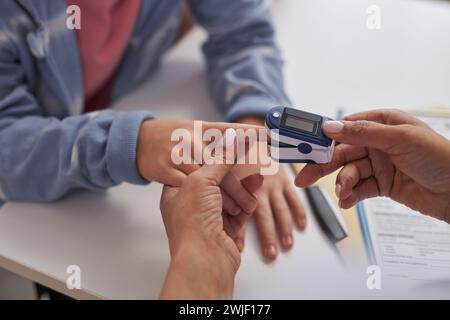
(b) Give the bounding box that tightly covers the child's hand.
[236,116,307,260]
[137,119,262,216]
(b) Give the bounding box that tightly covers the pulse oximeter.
[265,106,335,163]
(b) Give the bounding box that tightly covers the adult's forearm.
[160,243,237,300]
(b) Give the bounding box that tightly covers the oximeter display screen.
[284,115,315,133]
[278,107,323,136]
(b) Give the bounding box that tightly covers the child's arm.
[188,0,290,122]
[0,34,152,201]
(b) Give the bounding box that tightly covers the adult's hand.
[296,109,450,223]
[159,135,263,299]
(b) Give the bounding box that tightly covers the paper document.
[361,199,450,281]
[359,111,450,281]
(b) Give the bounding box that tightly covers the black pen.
[305,186,348,243]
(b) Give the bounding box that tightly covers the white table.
[1,0,450,299]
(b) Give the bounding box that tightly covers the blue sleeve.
[0,31,152,202]
[188,0,291,122]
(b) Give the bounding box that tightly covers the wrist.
[443,140,450,196]
[137,120,148,176]
[136,119,156,181]
[446,142,450,222]
[237,116,265,126]
[443,141,450,224]
[107,111,152,185]
[175,237,240,283]
[161,237,239,300]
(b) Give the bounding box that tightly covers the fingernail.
[224,128,236,147]
[243,200,257,215]
[282,235,293,248]
[335,183,342,198]
[264,245,277,259]
[236,239,244,252]
[296,216,307,229]
[232,205,242,215]
[323,121,344,133]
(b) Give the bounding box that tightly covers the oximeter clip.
[265,106,335,164]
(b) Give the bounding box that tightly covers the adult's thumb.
[193,128,237,185]
[322,120,405,151]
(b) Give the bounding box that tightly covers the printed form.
[364,198,450,281]
[362,113,450,281]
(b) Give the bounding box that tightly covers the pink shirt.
[67,0,141,112]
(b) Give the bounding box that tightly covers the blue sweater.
[0,0,289,201]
